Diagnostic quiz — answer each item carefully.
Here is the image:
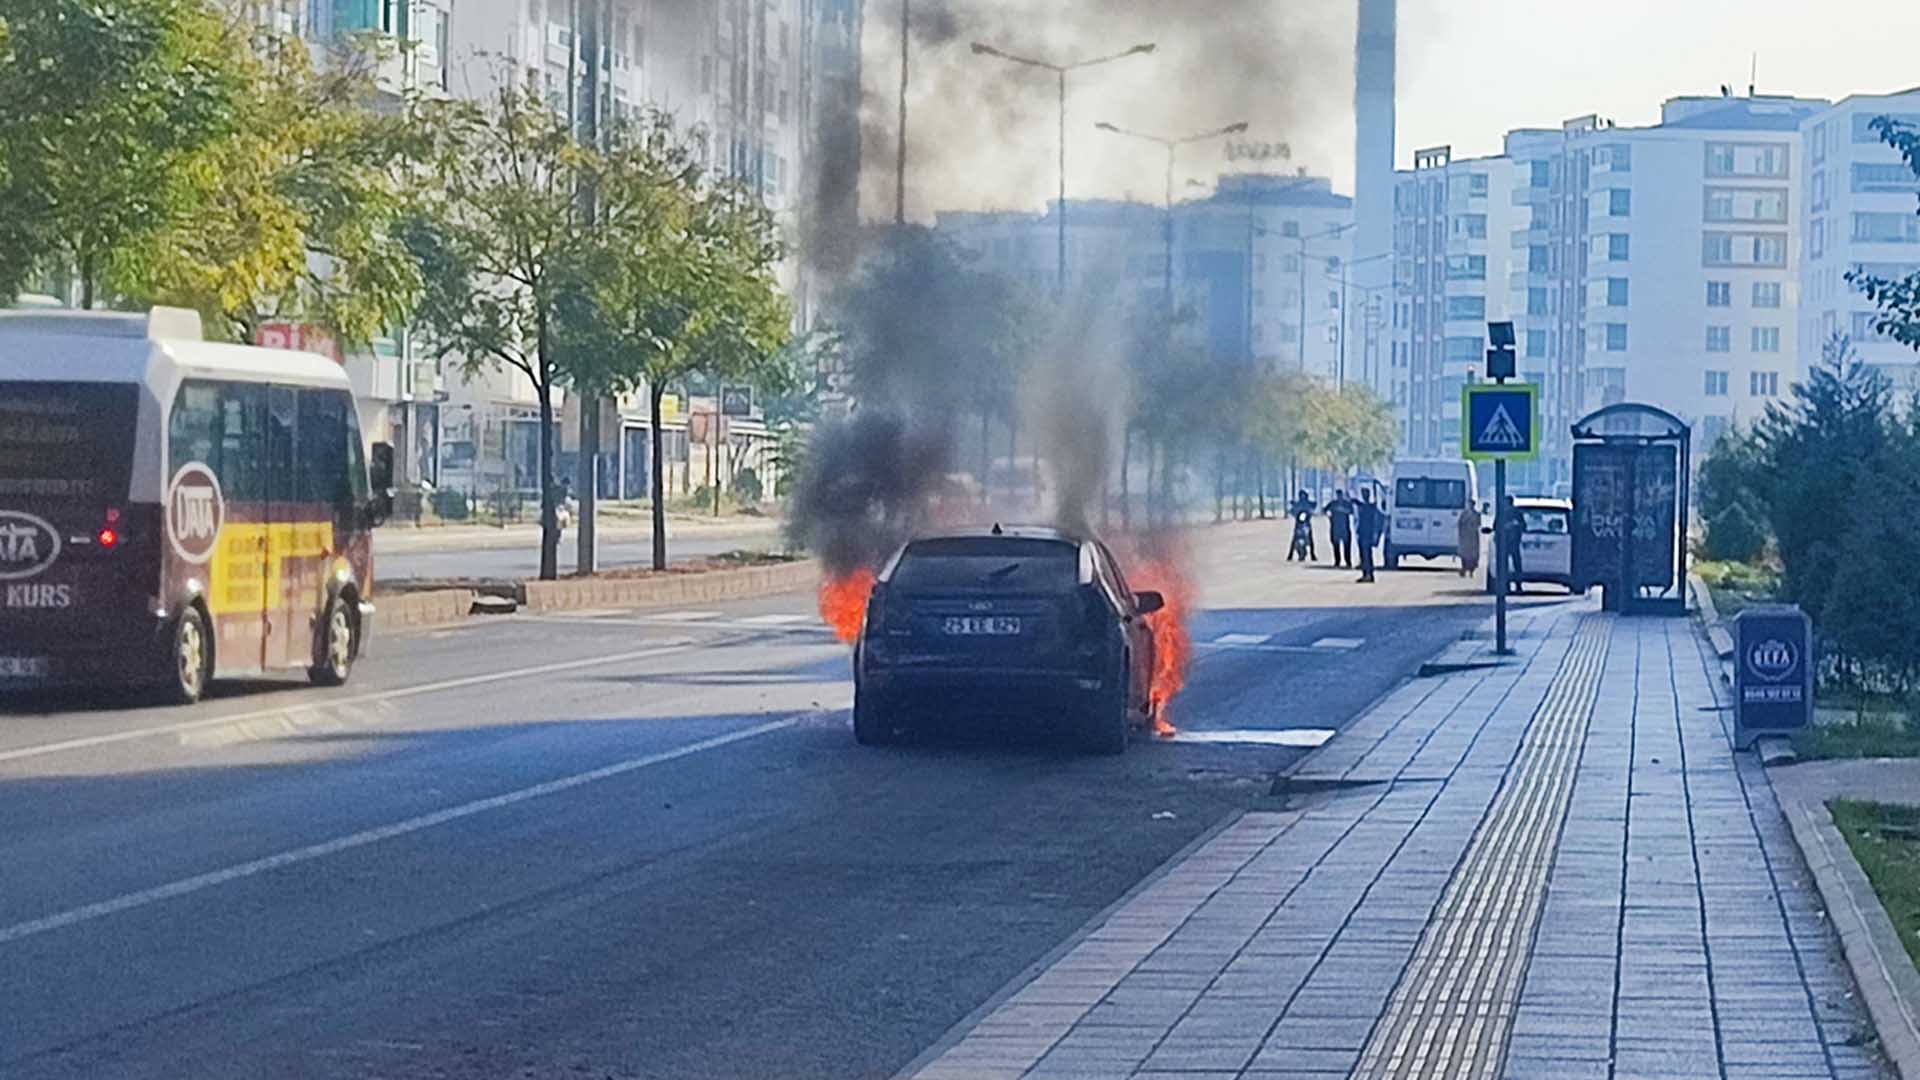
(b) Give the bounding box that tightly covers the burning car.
[847,526,1164,754]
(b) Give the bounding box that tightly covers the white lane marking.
[0,717,800,948]
[1212,633,1272,646]
[1172,728,1335,747]
[0,638,712,766]
[1312,636,1365,650]
[1194,641,1320,655]
[652,610,722,621]
[739,614,811,626]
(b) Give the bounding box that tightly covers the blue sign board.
[1733,604,1813,748]
[1461,383,1540,461]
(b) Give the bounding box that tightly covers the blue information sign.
[1733,605,1813,749]
[1461,383,1540,462]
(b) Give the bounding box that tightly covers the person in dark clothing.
[1355,487,1385,583]
[1324,490,1356,568]
[1286,489,1318,562]
[1495,495,1525,593]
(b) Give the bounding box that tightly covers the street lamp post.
[1093,120,1247,308]
[970,41,1155,294]
[1328,251,1395,387]
[896,0,908,224]
[1251,221,1356,375]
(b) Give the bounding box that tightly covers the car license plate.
[943,616,1021,636]
[0,656,50,678]
[1395,516,1422,530]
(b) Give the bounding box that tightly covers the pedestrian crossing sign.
[1461,383,1540,461]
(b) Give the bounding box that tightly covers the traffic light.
[1485,320,1516,382]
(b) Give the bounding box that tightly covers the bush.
[730,467,763,505]
[1704,501,1766,562]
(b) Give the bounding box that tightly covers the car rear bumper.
[859,663,1112,715]
[0,628,169,690]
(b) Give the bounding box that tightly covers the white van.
[1384,458,1480,570]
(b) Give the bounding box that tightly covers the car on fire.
[851,526,1164,754]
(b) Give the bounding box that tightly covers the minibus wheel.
[165,607,211,705]
[310,598,355,687]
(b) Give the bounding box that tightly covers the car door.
[1096,544,1154,710]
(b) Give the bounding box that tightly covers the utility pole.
[895,0,908,225]
[1486,320,1519,656]
[574,0,601,574]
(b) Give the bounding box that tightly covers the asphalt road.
[374,524,784,581]
[0,522,1566,1079]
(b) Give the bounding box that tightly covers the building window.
[1854,112,1920,142]
[1445,255,1486,280]
[1605,323,1628,351]
[1853,212,1920,244]
[1469,173,1489,196]
[1750,371,1779,397]
[1811,217,1827,259]
[1528,245,1548,273]
[1753,281,1782,308]
[1707,281,1731,307]
[1610,144,1632,172]
[1608,233,1630,261]
[1752,326,1781,353]
[1463,214,1487,239]
[1707,326,1731,352]
[1607,278,1629,306]
[1530,160,1550,188]
[1703,233,1735,264]
[1446,295,1485,320]
[1608,188,1632,216]
[1526,330,1547,358]
[1527,287,1548,316]
[1281,221,1300,238]
[1705,370,1729,396]
[1444,336,1484,362]
[1754,235,1786,265]
[1853,163,1920,194]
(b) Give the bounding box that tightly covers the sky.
[863,0,1920,220]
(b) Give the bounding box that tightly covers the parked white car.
[1492,496,1578,593]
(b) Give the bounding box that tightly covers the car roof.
[905,525,1087,546]
[1513,497,1571,510]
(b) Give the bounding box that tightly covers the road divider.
[370,559,823,633]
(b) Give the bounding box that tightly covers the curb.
[1782,797,1920,1078]
[369,589,475,634]
[521,560,820,613]
[1688,573,1735,659]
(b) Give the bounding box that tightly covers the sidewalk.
[906,602,1887,1079]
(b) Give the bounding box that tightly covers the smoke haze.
[861,0,1355,220]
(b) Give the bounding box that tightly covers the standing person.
[1496,495,1525,593]
[1324,490,1355,569]
[1355,487,1385,583]
[1456,502,1483,579]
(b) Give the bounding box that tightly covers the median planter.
[369,588,477,634]
[521,559,821,613]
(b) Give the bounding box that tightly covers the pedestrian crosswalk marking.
[1478,403,1525,449]
[740,613,811,626]
[1213,632,1271,646]
[1311,636,1365,650]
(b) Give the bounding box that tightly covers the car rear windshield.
[1395,478,1468,510]
[0,381,140,502]
[1522,509,1569,533]
[891,537,1080,594]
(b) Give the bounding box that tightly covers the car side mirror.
[1135,591,1165,616]
[367,441,396,527]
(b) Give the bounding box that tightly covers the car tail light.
[98,508,123,550]
[866,584,887,635]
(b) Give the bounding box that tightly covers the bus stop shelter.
[1570,403,1692,615]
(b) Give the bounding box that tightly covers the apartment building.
[936,174,1354,376]
[1389,148,1524,468]
[1801,89,1920,390]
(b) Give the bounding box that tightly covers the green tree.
[0,0,240,306]
[556,114,794,570]
[403,76,596,580]
[1850,117,1920,350]
[115,32,427,348]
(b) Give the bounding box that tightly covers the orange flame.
[1118,555,1193,738]
[819,568,876,644]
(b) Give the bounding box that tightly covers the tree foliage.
[117,31,427,348]
[0,0,240,305]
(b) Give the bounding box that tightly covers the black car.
[852,527,1164,754]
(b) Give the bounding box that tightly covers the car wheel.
[853,688,895,746]
[1384,546,1399,571]
[310,597,356,687]
[1083,666,1130,756]
[163,606,211,705]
